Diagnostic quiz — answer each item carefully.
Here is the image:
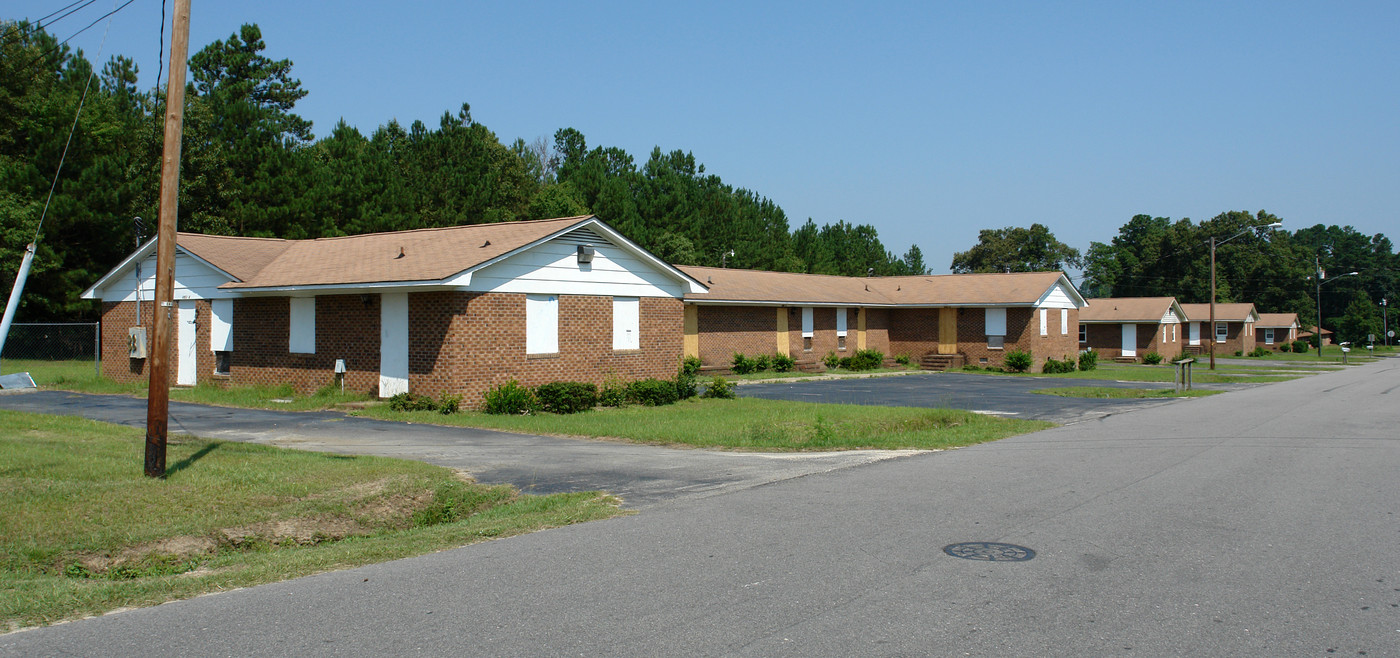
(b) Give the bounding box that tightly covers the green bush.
[772,353,796,372]
[822,352,841,369]
[1041,357,1076,374]
[1143,351,1164,365]
[627,378,680,406]
[387,392,460,414]
[1292,339,1309,353]
[1004,349,1033,373]
[731,353,757,375]
[680,355,703,377]
[1248,346,1271,358]
[753,354,771,372]
[534,381,598,414]
[1078,349,1098,371]
[848,348,885,371]
[894,354,912,366]
[1234,350,1243,357]
[1277,342,1291,353]
[482,380,539,415]
[701,376,736,399]
[435,392,461,415]
[674,372,698,400]
[598,376,628,407]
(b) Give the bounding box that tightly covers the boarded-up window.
[613,297,639,350]
[985,308,1007,336]
[1060,308,1068,335]
[801,307,814,337]
[211,299,233,352]
[289,297,315,354]
[527,294,559,354]
[836,308,848,337]
[1039,308,1048,336]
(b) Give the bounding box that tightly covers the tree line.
[0,21,926,323]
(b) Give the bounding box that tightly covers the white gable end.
[1034,281,1081,309]
[87,250,238,302]
[454,231,689,298]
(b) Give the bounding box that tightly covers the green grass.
[0,358,102,387]
[356,397,1054,451]
[1030,386,1222,399]
[0,410,624,631]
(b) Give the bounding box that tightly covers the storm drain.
[942,542,1036,562]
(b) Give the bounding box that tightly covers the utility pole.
[1209,237,1217,370]
[146,0,191,478]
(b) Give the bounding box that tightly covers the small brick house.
[676,267,1086,371]
[1255,313,1300,350]
[1179,303,1259,357]
[1079,297,1187,362]
[82,216,707,405]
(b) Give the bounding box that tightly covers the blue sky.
[12,1,1400,274]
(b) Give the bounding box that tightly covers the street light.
[1383,297,1389,347]
[1312,259,1358,358]
[1209,222,1283,370]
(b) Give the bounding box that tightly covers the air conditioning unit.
[128,327,147,359]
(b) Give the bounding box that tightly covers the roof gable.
[680,268,1085,307]
[1179,303,1259,323]
[1081,297,1184,323]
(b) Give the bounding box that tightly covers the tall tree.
[951,223,1082,274]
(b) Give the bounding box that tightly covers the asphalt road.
[5,360,1398,655]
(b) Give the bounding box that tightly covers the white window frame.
[527,294,559,354]
[1039,308,1048,336]
[289,297,315,354]
[1264,328,1275,344]
[1078,324,1087,343]
[1216,322,1228,343]
[613,297,640,350]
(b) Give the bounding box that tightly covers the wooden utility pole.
[146,0,191,478]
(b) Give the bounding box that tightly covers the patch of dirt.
[74,535,218,574]
[218,517,366,548]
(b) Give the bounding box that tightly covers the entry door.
[1121,323,1137,358]
[1189,322,1201,346]
[379,293,409,398]
[938,308,957,355]
[177,301,197,386]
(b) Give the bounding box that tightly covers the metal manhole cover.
[943,542,1036,562]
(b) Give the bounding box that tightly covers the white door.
[177,301,197,386]
[379,293,409,398]
[1121,323,1137,358]
[1189,322,1201,346]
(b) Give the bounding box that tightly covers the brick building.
[677,267,1086,371]
[1179,303,1260,357]
[82,216,706,406]
[1255,313,1300,350]
[1079,297,1187,362]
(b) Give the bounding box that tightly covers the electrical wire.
[0,0,98,45]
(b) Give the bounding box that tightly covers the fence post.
[94,322,100,377]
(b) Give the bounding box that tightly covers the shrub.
[1078,349,1098,371]
[1004,349,1033,372]
[1292,339,1310,353]
[1041,357,1076,374]
[598,375,629,407]
[627,378,680,406]
[534,381,598,414]
[1143,351,1164,365]
[1234,350,1243,356]
[822,352,841,369]
[435,392,461,415]
[482,380,539,415]
[701,376,736,399]
[894,354,911,366]
[1277,342,1291,353]
[674,372,698,400]
[753,354,771,372]
[388,392,437,413]
[848,348,885,371]
[680,355,703,377]
[772,353,796,372]
[731,353,756,375]
[1248,346,1271,358]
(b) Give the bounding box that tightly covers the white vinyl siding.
[289,297,315,354]
[458,229,692,298]
[613,297,640,350]
[210,299,233,352]
[527,294,559,354]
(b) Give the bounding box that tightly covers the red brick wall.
[862,308,891,354]
[695,305,778,367]
[101,299,217,386]
[1210,321,1256,356]
[888,308,940,359]
[957,307,1079,370]
[1083,321,1184,362]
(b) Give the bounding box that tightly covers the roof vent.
[395,247,405,259]
[707,276,713,284]
[481,240,491,247]
[577,244,595,264]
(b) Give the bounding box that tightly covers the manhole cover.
[942,542,1036,562]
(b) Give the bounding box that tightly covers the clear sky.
[12,1,1400,274]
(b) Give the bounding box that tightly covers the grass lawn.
[357,397,1054,451]
[1030,386,1221,399]
[0,358,101,387]
[0,410,624,631]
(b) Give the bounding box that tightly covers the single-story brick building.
[1255,313,1300,349]
[82,216,707,403]
[1079,297,1187,362]
[676,267,1086,371]
[1179,303,1260,356]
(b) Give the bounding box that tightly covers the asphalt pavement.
[5,360,1398,655]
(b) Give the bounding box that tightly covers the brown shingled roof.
[1080,297,1181,323]
[1256,312,1299,328]
[1179,302,1259,323]
[189,216,595,289]
[679,267,1075,306]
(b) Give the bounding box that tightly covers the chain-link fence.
[0,322,100,379]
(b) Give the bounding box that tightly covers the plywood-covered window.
[211,299,233,374]
[613,297,639,350]
[289,297,315,354]
[802,307,814,352]
[1039,308,1048,336]
[527,294,559,354]
[986,308,1007,350]
[1060,308,1068,335]
[836,308,848,350]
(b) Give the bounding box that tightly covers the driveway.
[738,370,1248,423]
[0,390,918,509]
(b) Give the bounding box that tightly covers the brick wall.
[1210,321,1256,356]
[695,305,777,367]
[888,308,940,359]
[101,299,217,386]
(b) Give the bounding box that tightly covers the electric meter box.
[128,327,147,359]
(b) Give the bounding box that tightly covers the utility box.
[128,327,147,359]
